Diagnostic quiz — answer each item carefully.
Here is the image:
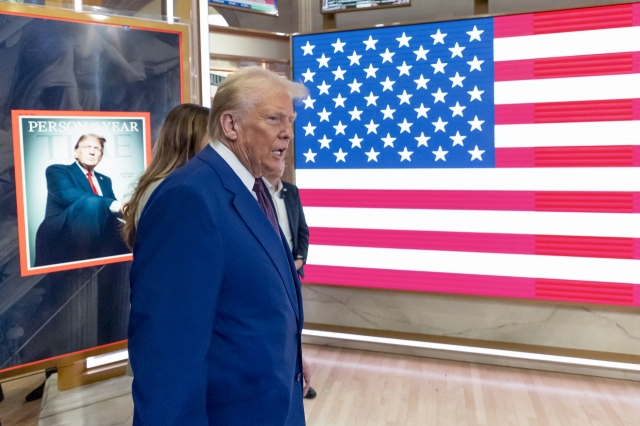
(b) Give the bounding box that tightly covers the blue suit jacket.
[35,162,127,265]
[128,145,305,426]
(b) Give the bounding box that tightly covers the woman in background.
[122,103,210,248]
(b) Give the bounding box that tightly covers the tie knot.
[87,171,92,178]
[253,178,264,194]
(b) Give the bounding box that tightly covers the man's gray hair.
[208,66,308,141]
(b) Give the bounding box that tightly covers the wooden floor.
[303,345,640,426]
[1,345,640,425]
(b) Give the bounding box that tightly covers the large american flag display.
[291,3,640,307]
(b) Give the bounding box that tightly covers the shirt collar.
[261,177,282,196]
[76,161,92,175]
[210,140,255,194]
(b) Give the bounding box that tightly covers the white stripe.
[304,207,640,238]
[295,168,640,192]
[307,245,640,285]
[494,74,640,105]
[494,26,640,61]
[495,121,640,148]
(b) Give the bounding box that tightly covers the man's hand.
[302,356,312,397]
[294,259,304,270]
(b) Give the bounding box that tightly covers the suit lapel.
[198,147,300,321]
[68,163,94,194]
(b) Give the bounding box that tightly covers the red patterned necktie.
[86,171,99,195]
[253,178,280,238]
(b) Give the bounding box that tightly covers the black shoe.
[0,382,4,403]
[25,381,45,402]
[304,387,317,399]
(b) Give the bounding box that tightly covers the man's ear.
[220,113,238,141]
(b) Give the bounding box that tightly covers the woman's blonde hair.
[122,103,210,248]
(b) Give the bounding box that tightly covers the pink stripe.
[635,3,640,27]
[495,146,640,167]
[494,14,534,38]
[495,99,640,125]
[300,189,640,213]
[494,53,640,81]
[309,227,639,259]
[304,265,638,306]
[494,4,635,39]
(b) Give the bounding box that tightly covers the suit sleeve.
[45,165,115,208]
[128,184,224,426]
[293,186,309,263]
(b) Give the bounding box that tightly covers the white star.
[333,121,347,135]
[332,93,347,108]
[364,92,379,106]
[317,108,331,122]
[348,78,362,93]
[396,32,412,47]
[430,29,447,45]
[303,122,316,136]
[467,25,484,42]
[431,88,447,103]
[449,101,466,117]
[449,72,466,88]
[348,106,363,121]
[317,81,331,95]
[414,103,430,118]
[468,116,485,131]
[318,135,332,148]
[303,148,317,162]
[397,118,413,133]
[450,131,467,146]
[381,133,396,147]
[364,63,379,78]
[380,76,395,92]
[433,146,448,161]
[380,48,395,63]
[431,58,447,74]
[363,35,378,50]
[448,42,466,58]
[469,145,485,161]
[381,105,396,120]
[302,95,316,109]
[365,119,380,134]
[467,56,484,72]
[414,74,429,90]
[349,134,364,148]
[301,68,315,82]
[413,45,429,61]
[432,117,448,132]
[398,147,413,161]
[348,51,362,65]
[316,53,330,68]
[365,147,380,162]
[397,90,412,105]
[415,132,430,147]
[332,66,346,80]
[301,41,315,55]
[468,85,484,101]
[396,61,412,76]
[332,38,346,53]
[334,148,348,162]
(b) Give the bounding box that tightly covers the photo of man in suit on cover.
[13,112,150,275]
[34,133,129,266]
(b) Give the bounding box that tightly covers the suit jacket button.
[296,373,302,382]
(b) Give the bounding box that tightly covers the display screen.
[292,3,640,307]
[322,0,410,13]
[208,0,277,15]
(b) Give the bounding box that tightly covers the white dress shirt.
[211,140,257,199]
[262,178,294,252]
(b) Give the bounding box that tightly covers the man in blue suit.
[128,67,311,425]
[34,134,129,266]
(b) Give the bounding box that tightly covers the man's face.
[74,136,103,171]
[234,91,295,178]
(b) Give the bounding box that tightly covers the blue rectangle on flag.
[292,17,495,169]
